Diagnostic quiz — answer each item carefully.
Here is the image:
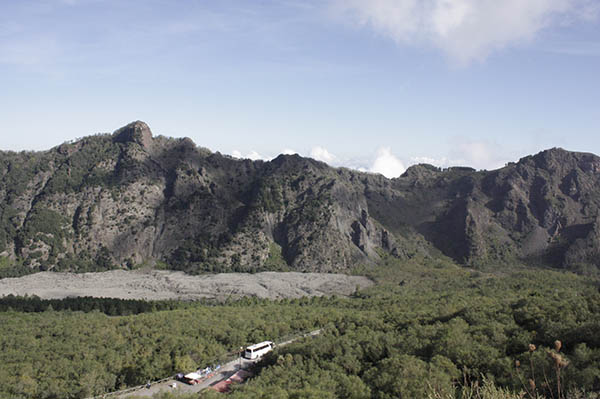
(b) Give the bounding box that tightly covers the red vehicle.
[176,372,201,385]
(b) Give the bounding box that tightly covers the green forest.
[2,256,600,399]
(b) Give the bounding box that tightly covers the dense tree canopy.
[2,256,600,398]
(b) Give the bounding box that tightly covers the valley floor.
[0,270,372,301]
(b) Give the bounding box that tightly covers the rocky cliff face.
[1,122,600,276]
[0,122,404,274]
[363,148,600,274]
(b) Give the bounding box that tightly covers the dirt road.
[122,358,253,398]
[120,329,322,398]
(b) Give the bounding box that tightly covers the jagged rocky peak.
[401,163,442,179]
[270,153,327,173]
[271,153,304,166]
[531,147,572,167]
[112,120,153,148]
[520,147,600,175]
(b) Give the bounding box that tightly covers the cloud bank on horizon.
[230,140,511,179]
[231,146,404,178]
[335,0,600,64]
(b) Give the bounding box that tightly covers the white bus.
[243,341,273,360]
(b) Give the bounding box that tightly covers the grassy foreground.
[2,256,600,398]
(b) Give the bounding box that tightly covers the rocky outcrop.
[112,121,154,149]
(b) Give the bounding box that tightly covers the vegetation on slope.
[0,295,189,315]
[3,122,600,277]
[0,297,329,399]
[201,256,600,399]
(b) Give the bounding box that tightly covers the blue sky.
[1,0,599,177]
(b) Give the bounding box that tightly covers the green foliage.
[16,208,70,270]
[0,297,331,398]
[20,208,67,242]
[450,378,525,399]
[44,136,119,194]
[169,233,221,272]
[199,257,600,399]
[95,245,115,269]
[264,242,290,271]
[0,151,48,202]
[254,179,283,213]
[0,256,12,270]
[0,295,189,315]
[2,257,600,398]
[0,204,18,253]
[0,256,29,279]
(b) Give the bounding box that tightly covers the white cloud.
[334,0,597,64]
[410,156,452,167]
[247,151,267,161]
[232,142,511,176]
[230,150,270,161]
[370,147,405,178]
[310,146,337,164]
[448,138,510,170]
[407,145,515,171]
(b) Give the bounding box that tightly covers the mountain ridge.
[1,122,599,276]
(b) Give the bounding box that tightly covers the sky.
[1,0,599,177]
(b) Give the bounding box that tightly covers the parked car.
[176,372,201,385]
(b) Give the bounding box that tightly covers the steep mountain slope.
[364,149,600,274]
[1,121,599,276]
[0,122,405,274]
